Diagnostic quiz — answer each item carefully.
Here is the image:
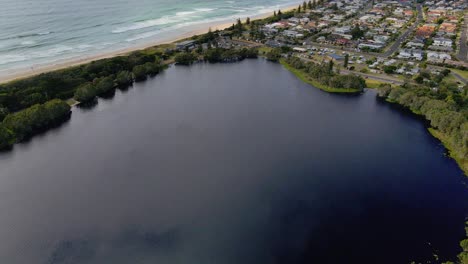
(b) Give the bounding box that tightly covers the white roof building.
[433,38,452,47]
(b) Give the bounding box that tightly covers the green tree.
[415,75,424,84]
[2,99,70,142]
[303,1,307,10]
[115,71,133,86]
[174,52,198,65]
[266,48,282,62]
[351,25,364,40]
[0,124,14,150]
[74,83,96,102]
[237,18,242,28]
[0,107,9,122]
[344,54,349,68]
[328,60,334,73]
[94,76,115,94]
[383,65,397,74]
[132,65,148,81]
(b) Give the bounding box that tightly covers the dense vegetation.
[0,50,166,150]
[0,99,71,149]
[174,52,198,65]
[173,47,258,65]
[377,81,467,174]
[456,223,468,264]
[282,56,366,93]
[203,48,258,63]
[0,51,165,112]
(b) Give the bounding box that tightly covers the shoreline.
[0,5,296,85]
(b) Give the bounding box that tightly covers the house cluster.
[368,57,422,76]
[423,0,467,13]
[324,0,414,51]
[401,0,464,63]
[261,0,369,47]
[174,34,260,52]
[259,0,419,52]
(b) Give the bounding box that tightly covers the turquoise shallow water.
[0,0,295,76]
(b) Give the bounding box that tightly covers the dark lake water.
[1,59,467,264]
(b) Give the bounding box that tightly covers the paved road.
[457,13,468,62]
[382,4,423,57]
[428,65,467,84]
[451,72,467,84]
[341,69,405,85]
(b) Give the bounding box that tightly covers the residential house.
[334,26,352,34]
[175,40,196,51]
[427,51,451,62]
[358,42,384,50]
[433,37,453,47]
[415,24,437,38]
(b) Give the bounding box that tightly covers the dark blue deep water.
[0,59,467,264]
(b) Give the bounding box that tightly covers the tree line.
[377,82,467,174]
[175,48,258,65]
[282,56,366,91]
[0,49,167,150]
[0,51,167,112]
[0,99,71,150]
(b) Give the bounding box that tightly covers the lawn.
[451,68,468,80]
[365,79,389,89]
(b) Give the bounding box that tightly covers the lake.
[0,59,467,264]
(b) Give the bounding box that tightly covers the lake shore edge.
[279,59,363,94]
[379,97,468,176]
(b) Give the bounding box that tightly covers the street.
[457,13,468,62]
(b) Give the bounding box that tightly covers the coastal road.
[382,4,423,57]
[457,13,468,62]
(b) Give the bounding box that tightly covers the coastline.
[0,5,296,84]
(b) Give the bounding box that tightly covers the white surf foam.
[112,8,216,34]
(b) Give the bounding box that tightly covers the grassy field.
[65,98,79,106]
[444,73,460,83]
[280,60,362,94]
[140,43,175,56]
[451,68,468,80]
[365,78,389,89]
[258,46,272,55]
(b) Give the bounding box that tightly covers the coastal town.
[174,0,467,89]
[1,1,468,263]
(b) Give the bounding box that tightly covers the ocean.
[0,0,295,79]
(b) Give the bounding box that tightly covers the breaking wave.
[112,8,216,34]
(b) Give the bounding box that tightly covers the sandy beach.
[0,5,296,84]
